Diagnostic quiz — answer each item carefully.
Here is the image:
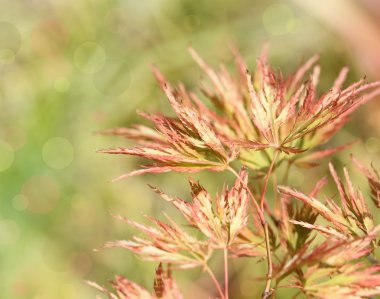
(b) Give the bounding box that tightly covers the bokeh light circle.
[93,59,131,96]
[73,42,106,74]
[0,22,21,64]
[0,140,14,171]
[42,137,74,170]
[263,4,296,36]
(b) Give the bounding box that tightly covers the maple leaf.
[86,263,182,299]
[187,48,380,169]
[102,214,211,269]
[352,155,380,208]
[278,163,376,240]
[94,46,380,299]
[150,168,266,256]
[276,177,327,253]
[99,47,380,176]
[300,263,380,299]
[274,231,380,296]
[98,68,238,179]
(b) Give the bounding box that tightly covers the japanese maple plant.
[88,47,380,299]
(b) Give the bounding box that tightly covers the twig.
[224,248,229,299]
[229,150,279,298]
[260,150,279,298]
[262,222,273,299]
[205,265,225,299]
[260,150,279,211]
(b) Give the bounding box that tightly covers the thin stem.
[260,150,279,298]
[224,248,229,299]
[205,265,225,299]
[272,172,280,221]
[260,150,279,212]
[229,151,278,298]
[262,222,273,299]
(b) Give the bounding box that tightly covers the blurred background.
[1,0,380,298]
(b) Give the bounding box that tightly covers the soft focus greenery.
[1,0,380,298]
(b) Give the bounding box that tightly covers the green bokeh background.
[1,0,380,298]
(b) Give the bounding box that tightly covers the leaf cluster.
[91,48,380,299]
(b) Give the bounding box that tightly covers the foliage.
[91,48,380,299]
